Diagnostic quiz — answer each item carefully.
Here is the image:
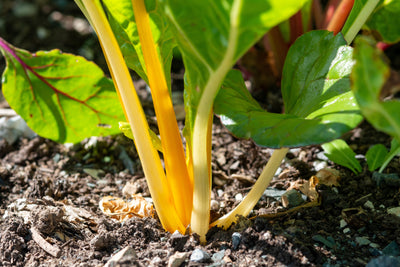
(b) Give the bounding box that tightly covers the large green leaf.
[214,31,362,148]
[366,0,400,44]
[161,0,309,135]
[352,36,400,140]
[103,0,175,85]
[0,38,124,143]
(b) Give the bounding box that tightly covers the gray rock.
[104,246,137,267]
[232,232,241,250]
[382,241,400,256]
[168,252,187,267]
[366,255,400,267]
[372,172,400,187]
[190,248,210,263]
[212,250,225,263]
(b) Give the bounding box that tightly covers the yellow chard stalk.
[131,0,193,227]
[76,0,185,233]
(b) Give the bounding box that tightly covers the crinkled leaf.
[366,144,388,171]
[103,0,175,86]
[322,139,362,174]
[366,0,400,44]
[214,31,362,148]
[161,0,309,138]
[352,36,400,141]
[0,38,124,143]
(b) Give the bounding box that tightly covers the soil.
[1,1,400,266]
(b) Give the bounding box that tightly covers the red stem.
[326,0,355,35]
[324,0,341,28]
[264,27,289,76]
[289,11,303,44]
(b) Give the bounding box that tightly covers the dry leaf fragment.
[288,176,319,201]
[99,195,154,222]
[315,168,341,187]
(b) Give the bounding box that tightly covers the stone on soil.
[190,248,210,263]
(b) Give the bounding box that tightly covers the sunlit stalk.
[77,0,185,233]
[326,0,354,35]
[343,0,379,43]
[211,148,289,229]
[131,0,193,227]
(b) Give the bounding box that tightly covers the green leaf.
[379,138,400,172]
[103,0,175,86]
[119,122,163,152]
[161,0,309,137]
[322,139,362,174]
[366,0,400,44]
[352,36,400,142]
[214,31,362,148]
[366,144,388,171]
[0,38,124,143]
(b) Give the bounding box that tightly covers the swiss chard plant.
[0,0,385,243]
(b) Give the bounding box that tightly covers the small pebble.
[355,236,371,246]
[343,228,351,234]
[313,161,328,171]
[232,232,241,250]
[217,189,224,197]
[212,250,225,263]
[340,219,348,228]
[190,249,210,263]
[387,207,400,218]
[263,188,286,199]
[316,151,329,161]
[364,200,375,210]
[168,252,187,267]
[235,193,243,201]
[210,200,220,210]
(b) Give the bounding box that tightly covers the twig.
[30,227,61,258]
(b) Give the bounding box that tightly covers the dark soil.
[1,1,400,266]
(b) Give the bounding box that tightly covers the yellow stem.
[79,0,185,233]
[131,0,193,227]
[211,148,289,229]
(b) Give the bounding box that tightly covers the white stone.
[364,200,375,210]
[387,207,400,218]
[340,219,348,228]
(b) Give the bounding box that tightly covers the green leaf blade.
[0,39,125,143]
[162,0,309,132]
[215,31,362,148]
[366,0,400,44]
[366,144,388,171]
[322,139,362,174]
[352,36,400,140]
